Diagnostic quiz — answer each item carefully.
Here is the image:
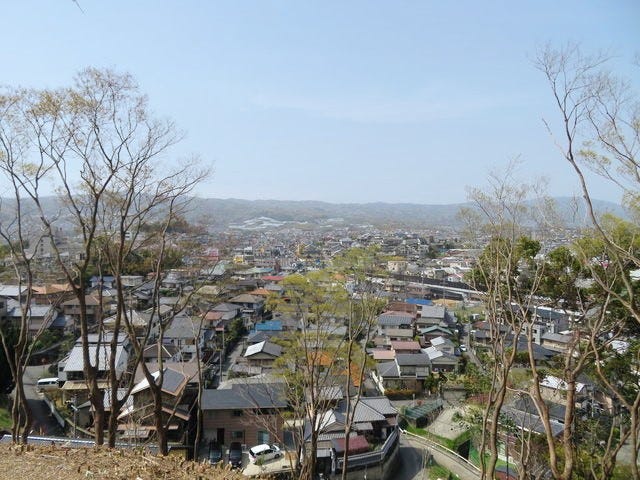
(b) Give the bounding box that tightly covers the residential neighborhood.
[0,9,637,478]
[0,212,635,480]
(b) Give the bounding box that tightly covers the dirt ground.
[0,443,244,480]
[426,406,468,441]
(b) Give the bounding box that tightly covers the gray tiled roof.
[395,353,430,366]
[376,361,400,377]
[378,314,413,326]
[64,344,125,372]
[420,305,445,319]
[201,383,287,410]
[164,315,203,339]
[244,340,282,358]
[358,397,397,416]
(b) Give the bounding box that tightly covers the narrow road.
[402,431,480,480]
[20,365,64,436]
[397,434,429,480]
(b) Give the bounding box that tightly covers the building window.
[232,430,244,440]
[232,410,243,417]
[257,431,269,444]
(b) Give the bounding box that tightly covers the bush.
[384,388,416,400]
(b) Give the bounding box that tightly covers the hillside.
[0,444,242,480]
[0,196,627,232]
[188,196,627,230]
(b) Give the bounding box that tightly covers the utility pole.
[72,393,78,438]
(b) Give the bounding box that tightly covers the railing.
[400,428,480,476]
[42,394,65,428]
[336,427,398,470]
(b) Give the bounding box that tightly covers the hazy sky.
[2,1,638,204]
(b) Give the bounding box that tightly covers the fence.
[42,394,65,429]
[336,427,399,471]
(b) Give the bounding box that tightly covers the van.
[248,444,281,464]
[36,377,60,392]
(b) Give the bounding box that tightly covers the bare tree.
[267,270,352,480]
[537,44,640,478]
[0,68,207,447]
[0,90,69,443]
[332,246,385,480]
[461,163,554,480]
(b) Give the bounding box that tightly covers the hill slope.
[0,444,242,480]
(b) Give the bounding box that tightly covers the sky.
[2,1,639,205]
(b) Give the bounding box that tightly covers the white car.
[248,444,281,463]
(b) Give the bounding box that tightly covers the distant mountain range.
[0,196,626,232]
[187,197,628,230]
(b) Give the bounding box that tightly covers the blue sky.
[2,1,638,204]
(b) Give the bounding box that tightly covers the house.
[117,365,199,443]
[0,285,28,302]
[376,312,414,337]
[471,321,512,347]
[228,293,265,317]
[89,275,116,289]
[541,332,575,354]
[310,396,398,447]
[386,301,418,315]
[243,340,283,369]
[32,283,75,305]
[211,302,242,321]
[161,269,190,289]
[120,275,145,288]
[264,283,285,296]
[5,300,66,337]
[371,349,396,361]
[163,314,210,362]
[389,340,422,354]
[500,405,565,438]
[373,353,431,394]
[62,293,114,327]
[59,333,132,399]
[419,325,454,344]
[307,396,398,476]
[422,346,459,373]
[201,382,288,447]
[246,330,277,345]
[539,375,589,407]
[252,319,284,334]
[378,328,415,343]
[102,304,173,339]
[142,343,179,363]
[415,305,449,329]
[429,336,456,355]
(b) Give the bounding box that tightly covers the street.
[18,365,64,437]
[396,434,429,480]
[402,431,480,480]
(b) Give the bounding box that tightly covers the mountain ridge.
[0,196,626,231]
[187,196,627,230]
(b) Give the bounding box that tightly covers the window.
[257,431,269,444]
[232,410,243,417]
[232,430,244,440]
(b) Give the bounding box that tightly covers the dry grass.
[0,443,245,480]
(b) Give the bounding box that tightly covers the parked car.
[248,444,281,464]
[228,442,243,469]
[460,344,467,352]
[208,442,223,464]
[36,377,61,393]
